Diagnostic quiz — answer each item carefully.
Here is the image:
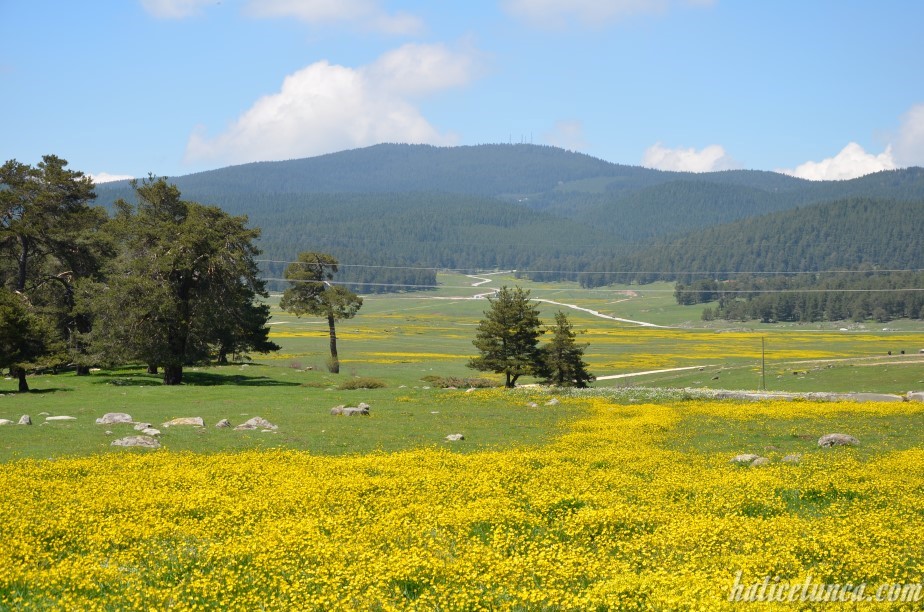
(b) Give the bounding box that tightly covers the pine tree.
[539,311,594,388]
[469,286,544,388]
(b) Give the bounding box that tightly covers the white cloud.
[642,142,737,172]
[502,0,714,28]
[543,120,587,151]
[185,43,476,165]
[89,172,134,184]
[893,103,924,167]
[245,0,424,34]
[140,0,214,19]
[778,143,896,181]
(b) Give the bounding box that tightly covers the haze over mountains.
[95,144,924,291]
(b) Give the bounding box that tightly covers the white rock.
[235,417,277,430]
[133,422,153,431]
[445,434,465,442]
[527,402,539,408]
[18,415,31,425]
[818,433,859,447]
[215,419,231,428]
[750,457,771,467]
[782,454,802,464]
[45,416,77,421]
[730,454,760,464]
[111,435,160,449]
[906,391,924,402]
[141,428,161,436]
[0,419,13,426]
[330,405,345,416]
[162,417,204,427]
[545,398,560,406]
[96,412,133,425]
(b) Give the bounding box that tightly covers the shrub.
[337,377,387,390]
[420,375,498,389]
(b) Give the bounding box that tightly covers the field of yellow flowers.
[1,394,922,610]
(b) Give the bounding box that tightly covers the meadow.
[1,273,922,609]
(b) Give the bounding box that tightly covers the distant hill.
[95,144,924,290]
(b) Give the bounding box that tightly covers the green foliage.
[420,375,498,389]
[280,252,363,374]
[0,288,61,391]
[469,286,545,388]
[93,176,274,384]
[538,311,594,388]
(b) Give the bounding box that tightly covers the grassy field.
[1,274,923,608]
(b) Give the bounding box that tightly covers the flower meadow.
[1,395,922,610]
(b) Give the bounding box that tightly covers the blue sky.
[2,0,923,182]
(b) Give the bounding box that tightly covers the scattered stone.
[343,406,369,416]
[730,454,760,464]
[357,402,371,411]
[526,402,539,408]
[215,419,231,428]
[545,398,560,406]
[906,391,924,402]
[0,419,13,426]
[782,454,802,464]
[235,417,277,431]
[764,445,779,452]
[133,422,152,431]
[162,417,204,428]
[330,405,345,416]
[38,412,49,416]
[18,415,31,426]
[445,434,465,442]
[750,457,771,467]
[141,428,161,436]
[105,430,113,435]
[45,416,77,421]
[431,411,439,414]
[466,388,476,393]
[111,435,160,449]
[843,393,903,403]
[818,433,859,448]
[96,412,133,425]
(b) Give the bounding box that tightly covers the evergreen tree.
[279,252,363,374]
[92,176,274,384]
[469,286,544,388]
[0,289,59,392]
[538,311,594,388]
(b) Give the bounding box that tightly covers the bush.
[337,377,387,390]
[420,375,498,389]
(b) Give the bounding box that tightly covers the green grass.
[2,273,923,462]
[0,365,581,462]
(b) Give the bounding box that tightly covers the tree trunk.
[147,364,158,375]
[327,312,340,374]
[163,365,183,385]
[76,365,90,376]
[17,368,29,392]
[217,348,229,365]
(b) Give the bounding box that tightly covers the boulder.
[133,422,153,431]
[45,416,77,421]
[730,454,760,464]
[545,398,560,406]
[906,391,924,402]
[750,457,771,467]
[782,454,802,464]
[235,417,277,431]
[96,412,133,425]
[215,419,231,428]
[17,415,31,425]
[111,435,160,449]
[526,402,539,408]
[162,417,204,428]
[140,428,161,436]
[330,405,345,416]
[342,406,369,416]
[0,419,13,426]
[357,402,371,411]
[818,433,859,448]
[445,434,465,442]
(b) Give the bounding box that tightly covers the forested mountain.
[94,144,924,292]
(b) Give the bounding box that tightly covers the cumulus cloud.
[893,103,924,167]
[140,0,214,19]
[89,172,134,184]
[502,0,714,28]
[642,142,737,172]
[245,0,424,34]
[543,120,588,151]
[185,43,476,165]
[778,143,896,181]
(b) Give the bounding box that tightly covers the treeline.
[674,271,924,323]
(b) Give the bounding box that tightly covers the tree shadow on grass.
[94,371,300,387]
